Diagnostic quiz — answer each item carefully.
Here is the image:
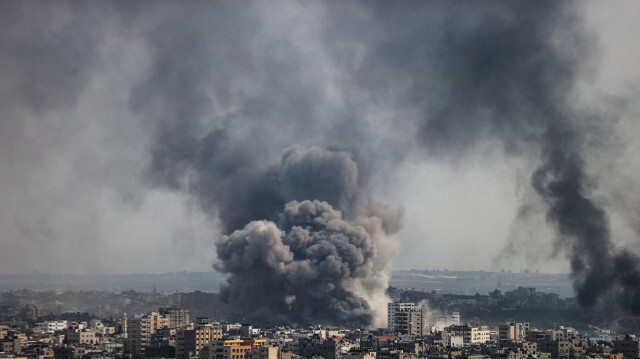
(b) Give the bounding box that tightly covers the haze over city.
[2,1,640,324]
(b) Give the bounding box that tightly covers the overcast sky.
[1,1,639,276]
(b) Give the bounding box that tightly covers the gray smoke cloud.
[121,2,403,326]
[216,199,393,326]
[2,0,640,319]
[372,1,640,313]
[149,142,399,326]
[206,145,399,326]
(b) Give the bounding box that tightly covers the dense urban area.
[1,281,640,359]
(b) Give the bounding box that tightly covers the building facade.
[387,302,415,330]
[210,339,267,359]
[393,308,424,336]
[176,323,223,359]
[445,324,490,345]
[126,312,169,354]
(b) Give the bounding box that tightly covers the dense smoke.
[217,199,393,326]
[533,127,640,313]
[146,134,400,325]
[94,1,640,316]
[1,0,640,320]
[385,1,640,313]
[210,146,400,326]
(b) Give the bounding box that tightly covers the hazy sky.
[1,1,639,277]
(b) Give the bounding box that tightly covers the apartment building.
[445,324,490,345]
[210,339,267,359]
[176,323,223,359]
[126,312,169,354]
[159,307,190,329]
[393,308,424,336]
[499,322,530,341]
[64,328,96,345]
[36,321,68,334]
[387,302,415,330]
[246,346,292,359]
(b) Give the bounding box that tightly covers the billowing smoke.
[132,1,640,315]
[216,199,392,326]
[211,146,400,326]
[147,138,400,326]
[381,1,640,313]
[533,128,640,313]
[2,0,640,320]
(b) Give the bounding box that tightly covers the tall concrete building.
[393,308,424,336]
[499,322,530,341]
[126,312,169,354]
[160,307,190,329]
[387,302,415,330]
[388,302,424,335]
[176,323,223,359]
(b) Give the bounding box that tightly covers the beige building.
[210,339,267,359]
[393,308,424,336]
[0,337,21,353]
[0,326,9,340]
[64,329,96,345]
[499,322,529,341]
[446,324,490,345]
[126,312,169,354]
[176,323,223,359]
[159,307,190,329]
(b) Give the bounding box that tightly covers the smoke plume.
[2,0,640,318]
[209,146,399,326]
[397,1,640,313]
[130,1,640,315]
[148,136,400,325]
[217,199,393,326]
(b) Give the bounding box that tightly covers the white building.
[448,335,464,348]
[445,324,490,345]
[36,321,68,334]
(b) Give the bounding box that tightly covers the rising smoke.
[216,199,393,326]
[1,0,640,324]
[123,0,640,317]
[391,1,640,313]
[211,146,400,326]
[146,138,401,326]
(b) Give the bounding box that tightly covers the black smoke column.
[382,1,640,313]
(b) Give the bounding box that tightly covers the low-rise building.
[210,339,267,359]
[64,329,96,346]
[36,322,68,335]
[445,324,490,345]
